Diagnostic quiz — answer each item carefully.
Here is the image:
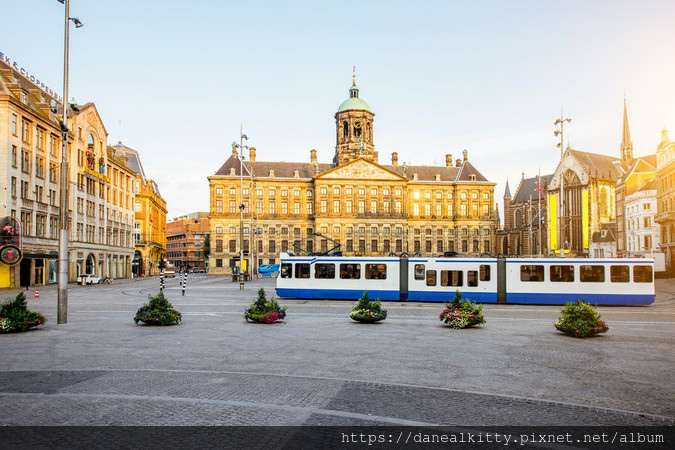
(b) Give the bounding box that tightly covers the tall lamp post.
[554,113,571,258]
[57,0,83,324]
[232,131,249,285]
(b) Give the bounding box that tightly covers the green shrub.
[245,288,287,323]
[555,299,608,338]
[0,292,47,333]
[134,292,181,326]
[349,291,387,320]
[439,290,485,329]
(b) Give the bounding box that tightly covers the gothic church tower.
[620,95,634,164]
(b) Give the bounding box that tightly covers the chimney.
[456,159,462,167]
[231,143,238,156]
[446,154,452,167]
[392,152,399,166]
[249,147,256,162]
[310,149,317,163]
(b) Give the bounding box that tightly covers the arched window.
[342,121,348,139]
[86,133,96,170]
[600,188,608,216]
[514,210,522,228]
[354,121,362,139]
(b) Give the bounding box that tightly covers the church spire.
[621,93,634,163]
[504,179,512,199]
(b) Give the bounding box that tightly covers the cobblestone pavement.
[0,276,673,426]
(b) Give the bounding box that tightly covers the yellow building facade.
[208,79,497,275]
[1,54,137,287]
[111,142,167,276]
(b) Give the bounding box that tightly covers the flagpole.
[538,170,542,257]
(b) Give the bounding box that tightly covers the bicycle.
[102,276,113,284]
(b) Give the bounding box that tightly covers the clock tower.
[333,73,376,166]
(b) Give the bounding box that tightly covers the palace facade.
[207,78,498,275]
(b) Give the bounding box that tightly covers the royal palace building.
[207,78,498,275]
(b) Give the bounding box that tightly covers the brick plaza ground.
[0,275,673,427]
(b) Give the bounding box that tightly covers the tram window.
[520,265,544,282]
[580,265,605,282]
[550,265,574,282]
[366,264,387,279]
[440,270,463,287]
[610,265,630,282]
[467,270,478,287]
[414,264,425,280]
[426,270,437,286]
[479,265,490,281]
[340,263,361,279]
[314,263,335,279]
[295,263,310,279]
[633,266,653,283]
[280,263,292,278]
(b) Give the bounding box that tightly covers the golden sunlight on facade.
[207,78,497,276]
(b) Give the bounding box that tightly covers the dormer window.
[20,91,27,104]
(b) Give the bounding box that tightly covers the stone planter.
[350,315,386,323]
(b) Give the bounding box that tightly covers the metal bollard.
[182,271,186,296]
[160,270,165,292]
[240,282,244,290]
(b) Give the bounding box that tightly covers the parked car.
[77,274,101,285]
[257,264,280,278]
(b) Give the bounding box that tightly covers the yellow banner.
[582,190,589,249]
[549,195,557,251]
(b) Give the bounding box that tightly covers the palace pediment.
[316,158,406,181]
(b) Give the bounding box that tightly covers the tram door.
[399,254,408,301]
[497,256,506,304]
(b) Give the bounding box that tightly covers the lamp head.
[554,130,560,136]
[70,17,83,28]
[241,134,248,141]
[565,118,572,123]
[554,119,561,125]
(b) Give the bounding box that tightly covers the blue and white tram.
[275,254,400,300]
[505,258,655,305]
[275,253,655,305]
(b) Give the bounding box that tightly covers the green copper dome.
[337,83,371,112]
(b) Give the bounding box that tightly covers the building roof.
[569,149,626,179]
[110,142,147,180]
[637,179,657,193]
[212,153,492,184]
[616,155,657,184]
[337,83,372,113]
[591,222,617,243]
[513,174,553,203]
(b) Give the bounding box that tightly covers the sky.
[2,0,675,220]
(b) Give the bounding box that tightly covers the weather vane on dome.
[352,65,356,85]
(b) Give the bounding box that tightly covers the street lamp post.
[232,131,249,286]
[554,113,571,258]
[57,0,83,324]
